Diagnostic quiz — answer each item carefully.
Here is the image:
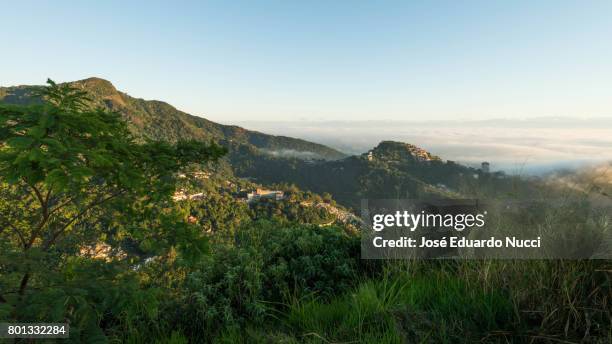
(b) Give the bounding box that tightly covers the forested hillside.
[0,77,346,160]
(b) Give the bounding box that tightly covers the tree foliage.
[0,80,226,328]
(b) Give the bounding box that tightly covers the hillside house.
[246,188,285,202]
[172,191,206,201]
[481,162,490,173]
[194,171,211,179]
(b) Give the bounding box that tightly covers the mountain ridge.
[0,77,347,160]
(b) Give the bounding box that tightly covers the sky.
[3,1,612,122]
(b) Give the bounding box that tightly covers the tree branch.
[23,181,51,249]
[42,189,127,250]
[48,195,76,218]
[29,183,47,211]
[6,223,27,248]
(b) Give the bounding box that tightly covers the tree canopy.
[0,80,226,328]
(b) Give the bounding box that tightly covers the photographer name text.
[372,236,541,248]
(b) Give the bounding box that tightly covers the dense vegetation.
[0,81,610,343]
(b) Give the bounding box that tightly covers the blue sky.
[3,1,611,122]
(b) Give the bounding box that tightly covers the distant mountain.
[229,140,533,209]
[0,77,346,160]
[366,141,442,163]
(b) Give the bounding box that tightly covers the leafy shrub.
[244,221,360,301]
[177,221,360,337]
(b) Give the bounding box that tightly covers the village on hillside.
[171,169,362,230]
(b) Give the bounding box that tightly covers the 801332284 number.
[0,323,69,338]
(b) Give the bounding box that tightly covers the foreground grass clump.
[280,272,513,344]
[465,260,611,342]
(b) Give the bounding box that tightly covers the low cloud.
[259,148,321,160]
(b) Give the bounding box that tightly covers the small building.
[194,171,211,179]
[189,192,205,200]
[172,191,188,201]
[246,188,285,202]
[481,162,490,173]
[172,191,205,201]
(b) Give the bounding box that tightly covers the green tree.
[0,80,226,327]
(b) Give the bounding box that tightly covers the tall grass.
[238,259,608,344]
[279,270,514,343]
